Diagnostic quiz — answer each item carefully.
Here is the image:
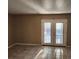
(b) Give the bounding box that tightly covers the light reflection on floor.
[8,46,70,59]
[34,47,67,59]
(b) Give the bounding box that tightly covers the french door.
[41,19,67,46]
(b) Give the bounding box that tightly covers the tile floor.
[8,45,71,59]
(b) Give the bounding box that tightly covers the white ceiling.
[8,0,71,14]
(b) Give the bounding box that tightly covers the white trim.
[41,19,67,46]
[8,43,41,48]
[41,20,53,45]
[8,43,16,49]
[15,43,41,46]
[8,43,70,48]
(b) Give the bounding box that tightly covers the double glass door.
[41,19,67,46]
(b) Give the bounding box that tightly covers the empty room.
[8,0,71,59]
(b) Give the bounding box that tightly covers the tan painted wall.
[8,14,71,46]
[8,15,15,46]
[12,14,71,46]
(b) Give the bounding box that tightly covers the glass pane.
[44,22,51,43]
[56,23,63,35]
[56,35,63,44]
[56,23,63,44]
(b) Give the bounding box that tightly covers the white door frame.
[53,19,67,46]
[41,19,53,45]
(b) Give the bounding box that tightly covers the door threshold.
[42,45,66,47]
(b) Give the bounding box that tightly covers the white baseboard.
[15,43,41,46]
[8,43,41,48]
[8,43,16,49]
[8,43,70,48]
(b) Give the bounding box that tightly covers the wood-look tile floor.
[8,45,71,59]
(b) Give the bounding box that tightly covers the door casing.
[41,19,67,46]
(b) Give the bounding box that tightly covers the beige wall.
[12,14,71,46]
[8,14,71,46]
[8,14,15,46]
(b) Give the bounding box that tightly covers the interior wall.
[8,14,15,46]
[10,14,71,46]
